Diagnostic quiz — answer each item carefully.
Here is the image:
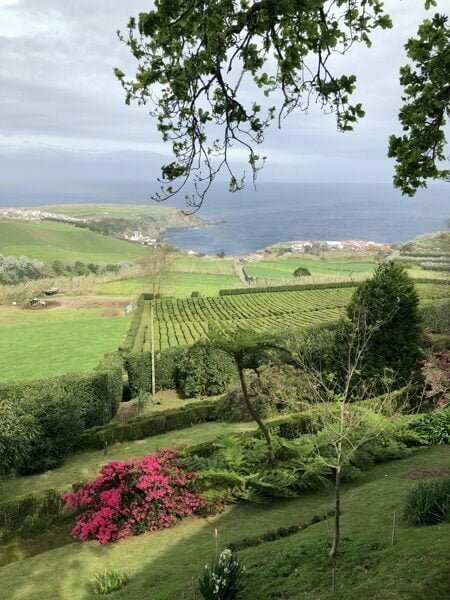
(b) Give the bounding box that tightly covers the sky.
[0,0,448,202]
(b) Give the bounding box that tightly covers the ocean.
[1,181,448,255]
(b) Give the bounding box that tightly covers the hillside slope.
[0,220,147,263]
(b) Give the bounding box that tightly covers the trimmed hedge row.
[0,353,123,475]
[119,294,153,352]
[78,399,219,450]
[218,278,448,297]
[218,281,358,296]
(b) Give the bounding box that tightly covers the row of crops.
[132,287,356,351]
[130,281,449,352]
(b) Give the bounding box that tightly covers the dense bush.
[124,347,186,397]
[215,365,312,422]
[62,450,204,543]
[0,353,123,475]
[178,341,236,397]
[420,301,450,334]
[412,407,450,444]
[0,399,38,478]
[403,477,450,526]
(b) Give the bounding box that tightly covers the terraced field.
[133,287,355,351]
[131,280,448,351]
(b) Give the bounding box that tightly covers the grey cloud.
[1,0,448,200]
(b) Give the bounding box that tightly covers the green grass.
[0,445,448,599]
[0,308,129,382]
[172,257,236,275]
[0,220,147,263]
[33,204,170,219]
[97,272,242,298]
[245,257,377,280]
[0,421,256,503]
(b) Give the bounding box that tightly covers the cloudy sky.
[0,0,448,202]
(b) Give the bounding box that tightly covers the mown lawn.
[0,307,129,382]
[0,446,448,599]
[0,220,146,263]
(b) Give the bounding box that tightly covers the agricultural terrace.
[0,299,129,382]
[132,281,449,352]
[133,287,355,351]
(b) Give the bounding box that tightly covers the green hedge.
[119,294,148,352]
[219,281,358,296]
[0,353,123,475]
[124,347,186,397]
[78,399,219,450]
[0,489,75,543]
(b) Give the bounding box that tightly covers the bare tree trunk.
[330,464,341,561]
[237,361,276,466]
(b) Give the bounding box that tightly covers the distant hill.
[0,220,148,263]
[401,231,450,255]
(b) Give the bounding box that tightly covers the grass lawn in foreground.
[0,307,129,382]
[0,220,147,264]
[0,446,448,599]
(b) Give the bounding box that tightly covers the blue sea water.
[1,181,448,255]
[164,182,449,254]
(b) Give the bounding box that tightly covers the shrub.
[92,570,129,595]
[412,407,450,444]
[18,394,85,475]
[124,347,186,397]
[62,450,204,543]
[198,549,244,600]
[0,399,38,478]
[421,352,449,409]
[420,301,450,334]
[403,477,450,526]
[218,281,357,295]
[0,353,123,475]
[178,341,236,397]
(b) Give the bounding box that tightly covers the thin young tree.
[138,246,173,297]
[286,302,406,568]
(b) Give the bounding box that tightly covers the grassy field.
[245,256,377,280]
[33,204,171,219]
[97,272,242,297]
[0,305,129,382]
[0,445,448,599]
[0,220,147,263]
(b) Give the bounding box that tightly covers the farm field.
[133,287,357,351]
[245,256,377,280]
[0,220,147,263]
[1,445,448,599]
[0,304,129,382]
[132,281,449,351]
[33,204,171,219]
[97,271,242,298]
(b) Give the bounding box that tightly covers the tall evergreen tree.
[346,262,422,386]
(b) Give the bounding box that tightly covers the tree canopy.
[116,1,449,208]
[388,10,450,196]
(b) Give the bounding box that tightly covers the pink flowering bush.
[62,450,204,544]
